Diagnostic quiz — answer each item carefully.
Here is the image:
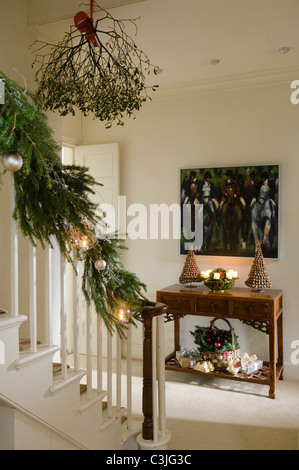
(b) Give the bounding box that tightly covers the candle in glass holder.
[226,270,233,280]
[214,272,220,280]
[233,271,238,278]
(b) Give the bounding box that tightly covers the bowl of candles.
[200,268,238,292]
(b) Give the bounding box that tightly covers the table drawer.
[159,295,194,313]
[232,300,270,319]
[196,298,229,316]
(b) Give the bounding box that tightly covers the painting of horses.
[180,164,279,258]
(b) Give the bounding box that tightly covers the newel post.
[137,301,171,450]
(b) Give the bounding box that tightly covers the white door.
[74,144,120,357]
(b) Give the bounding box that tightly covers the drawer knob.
[210,302,215,313]
[173,299,179,309]
[248,305,254,315]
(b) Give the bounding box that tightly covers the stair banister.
[137,301,171,450]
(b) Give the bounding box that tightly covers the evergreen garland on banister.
[0,69,147,336]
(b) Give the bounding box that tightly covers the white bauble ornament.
[2,152,23,172]
[94,259,106,271]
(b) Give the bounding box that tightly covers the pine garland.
[81,235,147,337]
[0,70,147,336]
[0,70,101,261]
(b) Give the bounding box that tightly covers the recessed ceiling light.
[279,47,290,54]
[210,59,221,65]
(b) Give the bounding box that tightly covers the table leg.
[174,315,181,352]
[277,311,284,380]
[268,318,277,399]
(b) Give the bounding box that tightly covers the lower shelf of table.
[165,353,283,387]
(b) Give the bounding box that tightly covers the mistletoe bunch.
[31,3,159,128]
[191,324,239,354]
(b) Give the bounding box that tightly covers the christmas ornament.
[245,240,271,291]
[1,152,23,172]
[179,249,202,286]
[94,258,106,271]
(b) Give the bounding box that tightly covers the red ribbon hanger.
[74,0,99,47]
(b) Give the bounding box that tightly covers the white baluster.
[86,281,93,400]
[126,323,133,430]
[72,253,80,372]
[152,317,158,444]
[29,241,37,353]
[157,315,166,436]
[10,174,18,317]
[107,330,113,418]
[97,315,103,392]
[45,242,52,347]
[60,255,67,378]
[116,333,122,411]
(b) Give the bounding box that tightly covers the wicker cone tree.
[179,249,201,285]
[245,241,272,291]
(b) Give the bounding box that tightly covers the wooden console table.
[156,284,283,399]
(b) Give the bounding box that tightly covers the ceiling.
[27,0,299,92]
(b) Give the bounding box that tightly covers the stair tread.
[19,338,41,351]
[53,362,70,374]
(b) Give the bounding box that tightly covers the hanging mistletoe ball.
[31,2,160,128]
[2,152,23,172]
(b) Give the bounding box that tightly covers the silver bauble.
[94,259,107,271]
[2,152,23,172]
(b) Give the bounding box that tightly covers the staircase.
[0,310,140,450]
[0,176,170,450]
[0,176,141,450]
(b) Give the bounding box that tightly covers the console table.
[156,284,283,399]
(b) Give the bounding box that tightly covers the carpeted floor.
[69,355,299,450]
[160,370,299,450]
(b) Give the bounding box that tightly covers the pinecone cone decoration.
[179,250,201,284]
[245,241,272,291]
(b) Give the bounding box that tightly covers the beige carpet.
[68,355,299,450]
[161,370,299,450]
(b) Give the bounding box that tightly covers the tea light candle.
[233,271,238,278]
[118,309,125,322]
[214,272,220,280]
[118,308,131,323]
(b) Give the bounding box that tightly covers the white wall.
[79,81,299,379]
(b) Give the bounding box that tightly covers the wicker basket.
[205,318,240,371]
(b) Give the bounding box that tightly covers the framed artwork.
[180,164,279,258]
